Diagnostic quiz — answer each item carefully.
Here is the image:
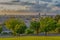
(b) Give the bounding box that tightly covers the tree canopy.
[5,18,27,35]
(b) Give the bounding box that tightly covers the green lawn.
[0,36,60,40]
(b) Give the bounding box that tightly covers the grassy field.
[0,36,60,40]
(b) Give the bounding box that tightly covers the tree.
[40,17,57,35]
[30,21,40,34]
[54,15,60,33]
[55,15,60,22]
[56,19,60,33]
[14,24,27,34]
[0,26,2,33]
[5,18,27,35]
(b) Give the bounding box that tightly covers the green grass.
[0,36,60,40]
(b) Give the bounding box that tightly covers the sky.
[0,0,12,2]
[0,0,59,2]
[0,0,34,2]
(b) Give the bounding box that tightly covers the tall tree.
[56,19,60,33]
[30,21,40,34]
[5,18,27,35]
[40,17,56,35]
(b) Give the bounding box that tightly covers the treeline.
[0,15,60,36]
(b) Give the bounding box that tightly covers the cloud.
[0,0,12,2]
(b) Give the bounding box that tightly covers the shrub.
[25,29,34,34]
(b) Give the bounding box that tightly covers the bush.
[1,32,8,35]
[25,29,34,34]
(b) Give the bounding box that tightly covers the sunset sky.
[0,0,29,2]
[0,0,59,2]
